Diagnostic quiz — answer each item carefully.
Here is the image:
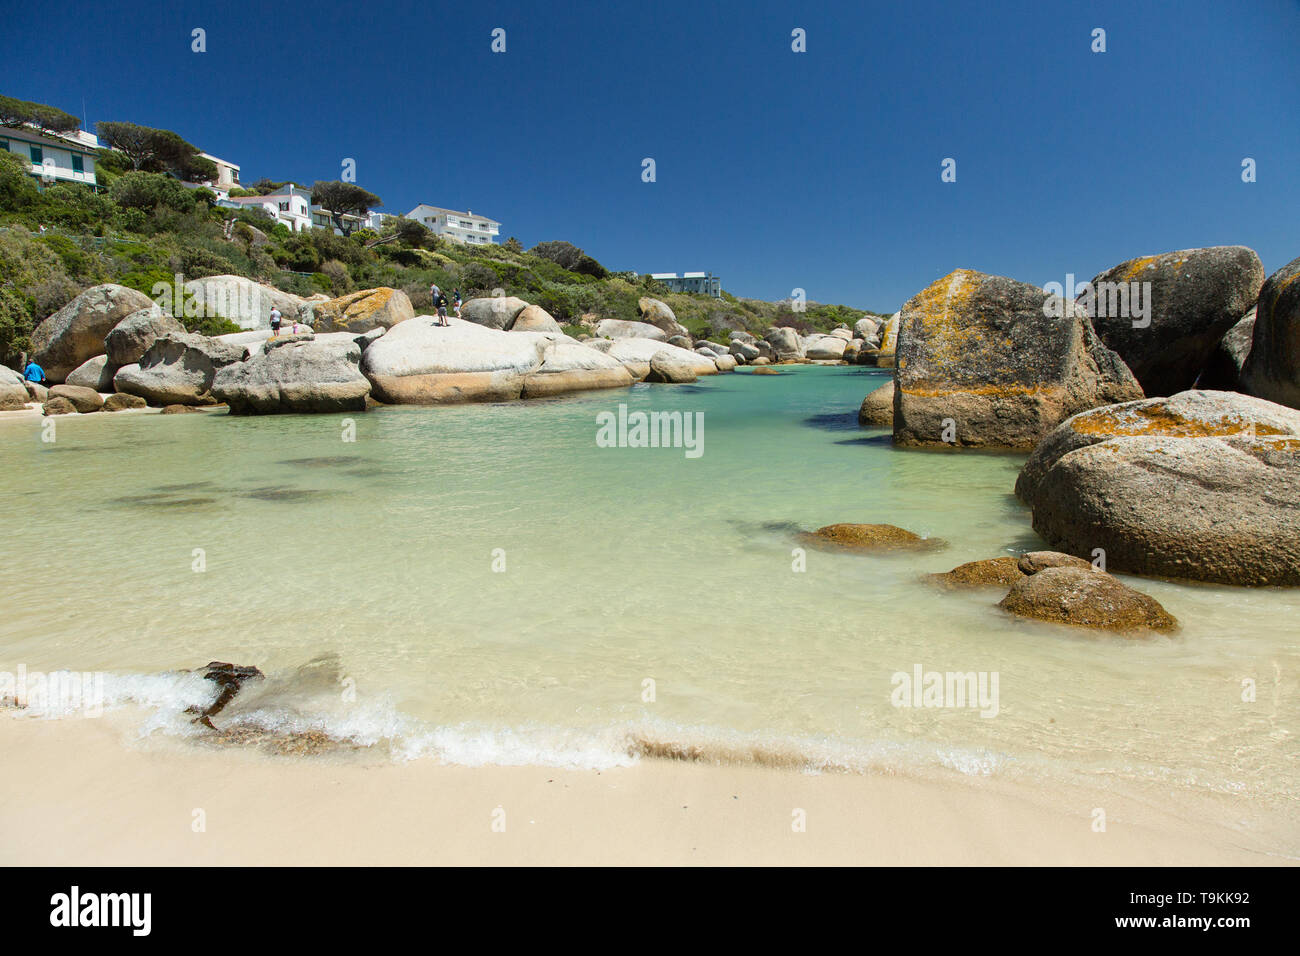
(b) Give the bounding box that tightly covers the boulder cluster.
[857,245,1300,591]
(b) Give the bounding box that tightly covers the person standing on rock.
[432,288,449,327]
[269,306,282,336]
[23,359,45,384]
[453,289,462,320]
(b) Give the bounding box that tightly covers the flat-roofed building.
[649,271,722,298]
[406,204,500,245]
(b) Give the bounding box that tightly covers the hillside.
[0,150,883,364]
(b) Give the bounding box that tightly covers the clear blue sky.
[6,0,1298,311]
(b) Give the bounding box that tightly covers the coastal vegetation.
[0,139,882,365]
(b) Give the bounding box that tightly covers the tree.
[0,95,80,135]
[503,236,523,253]
[310,181,382,236]
[95,121,204,176]
[530,240,608,278]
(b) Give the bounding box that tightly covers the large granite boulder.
[105,308,185,366]
[637,297,688,338]
[461,296,529,330]
[893,270,1142,449]
[593,319,667,341]
[763,327,804,361]
[600,337,719,381]
[713,353,738,372]
[47,384,104,412]
[30,284,157,383]
[361,317,546,403]
[646,350,699,384]
[183,275,309,330]
[729,339,760,362]
[212,336,371,414]
[804,335,848,361]
[519,341,634,399]
[102,392,147,412]
[854,316,880,339]
[1241,255,1300,408]
[858,380,895,426]
[64,355,117,391]
[1015,389,1300,503]
[1197,307,1256,391]
[23,380,48,403]
[308,287,413,334]
[114,332,246,405]
[1085,246,1264,397]
[998,567,1178,633]
[0,365,29,410]
[42,396,77,415]
[510,304,563,334]
[875,312,901,366]
[1016,392,1300,586]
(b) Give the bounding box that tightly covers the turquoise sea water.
[1,366,1296,854]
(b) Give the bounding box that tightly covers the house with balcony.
[0,125,99,189]
[310,203,367,235]
[649,272,722,298]
[406,204,500,245]
[220,184,313,231]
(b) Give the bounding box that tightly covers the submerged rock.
[1017,551,1094,575]
[893,270,1141,449]
[1087,246,1264,397]
[798,523,945,553]
[998,566,1177,634]
[186,661,265,729]
[927,557,1024,589]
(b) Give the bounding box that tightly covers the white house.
[189,152,240,199]
[0,125,99,188]
[406,204,500,245]
[221,184,313,231]
[650,272,722,298]
[310,203,367,235]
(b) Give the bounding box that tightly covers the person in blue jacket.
[22,360,44,384]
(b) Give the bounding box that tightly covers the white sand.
[0,712,1286,866]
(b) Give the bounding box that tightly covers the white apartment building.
[220,184,313,231]
[406,204,500,245]
[0,125,99,188]
[650,272,722,298]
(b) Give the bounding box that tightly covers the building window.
[279,202,289,211]
[30,145,42,164]
[71,154,83,173]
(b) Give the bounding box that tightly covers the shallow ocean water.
[1,366,1296,854]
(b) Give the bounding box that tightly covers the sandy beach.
[0,711,1286,867]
